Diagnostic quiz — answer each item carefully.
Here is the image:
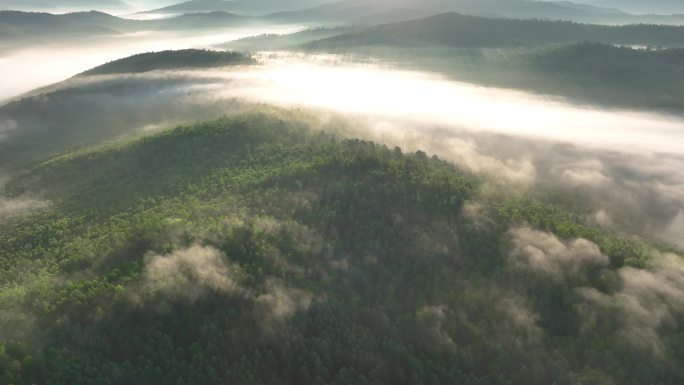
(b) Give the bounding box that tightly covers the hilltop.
[79,49,256,75]
[2,108,681,384]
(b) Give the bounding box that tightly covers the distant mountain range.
[261,0,684,25]
[136,0,684,26]
[301,12,684,49]
[226,12,684,52]
[3,0,684,53]
[0,9,259,46]
[224,12,684,112]
[575,0,684,14]
[0,0,130,12]
[141,0,331,15]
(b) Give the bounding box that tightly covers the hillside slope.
[142,0,327,15]
[262,0,684,25]
[0,10,259,47]
[303,12,684,49]
[1,108,682,385]
[80,49,256,75]
[0,50,256,170]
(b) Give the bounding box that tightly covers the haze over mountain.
[0,9,297,100]
[142,0,332,15]
[572,0,684,14]
[0,9,261,51]
[0,0,131,12]
[301,13,684,48]
[263,0,684,25]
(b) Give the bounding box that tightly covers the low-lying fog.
[2,52,683,247]
[0,26,303,102]
[213,54,684,156]
[212,54,684,245]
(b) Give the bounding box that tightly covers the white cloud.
[144,245,312,321]
[255,279,312,322]
[144,245,242,299]
[0,196,49,219]
[578,251,684,354]
[508,227,609,279]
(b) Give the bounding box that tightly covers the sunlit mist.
[196,53,684,156]
[0,26,303,102]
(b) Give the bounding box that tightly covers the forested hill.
[259,0,684,25]
[142,0,248,13]
[1,108,682,385]
[303,12,684,49]
[0,10,257,45]
[79,49,256,75]
[506,42,684,111]
[0,10,130,38]
[141,0,324,15]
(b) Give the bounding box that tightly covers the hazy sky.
[0,0,178,13]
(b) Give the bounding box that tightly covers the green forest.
[1,108,681,385]
[303,12,684,48]
[80,49,256,76]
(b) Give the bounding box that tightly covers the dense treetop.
[79,49,256,76]
[1,108,681,385]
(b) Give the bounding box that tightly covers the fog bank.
[3,52,683,246]
[0,26,303,103]
[185,54,684,245]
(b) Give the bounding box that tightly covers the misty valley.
[1,1,684,385]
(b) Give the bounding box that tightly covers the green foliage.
[79,49,256,76]
[1,109,682,385]
[496,196,654,267]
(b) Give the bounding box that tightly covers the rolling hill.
[302,12,684,49]
[0,9,260,46]
[80,49,255,75]
[0,10,133,37]
[150,11,257,30]
[143,0,242,13]
[1,107,681,385]
[223,27,355,50]
[224,14,684,112]
[1,5,684,384]
[578,0,684,14]
[141,0,330,15]
[0,50,256,170]
[262,0,684,25]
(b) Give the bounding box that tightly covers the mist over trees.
[1,1,684,385]
[225,15,684,112]
[79,49,255,75]
[301,13,684,48]
[2,109,683,385]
